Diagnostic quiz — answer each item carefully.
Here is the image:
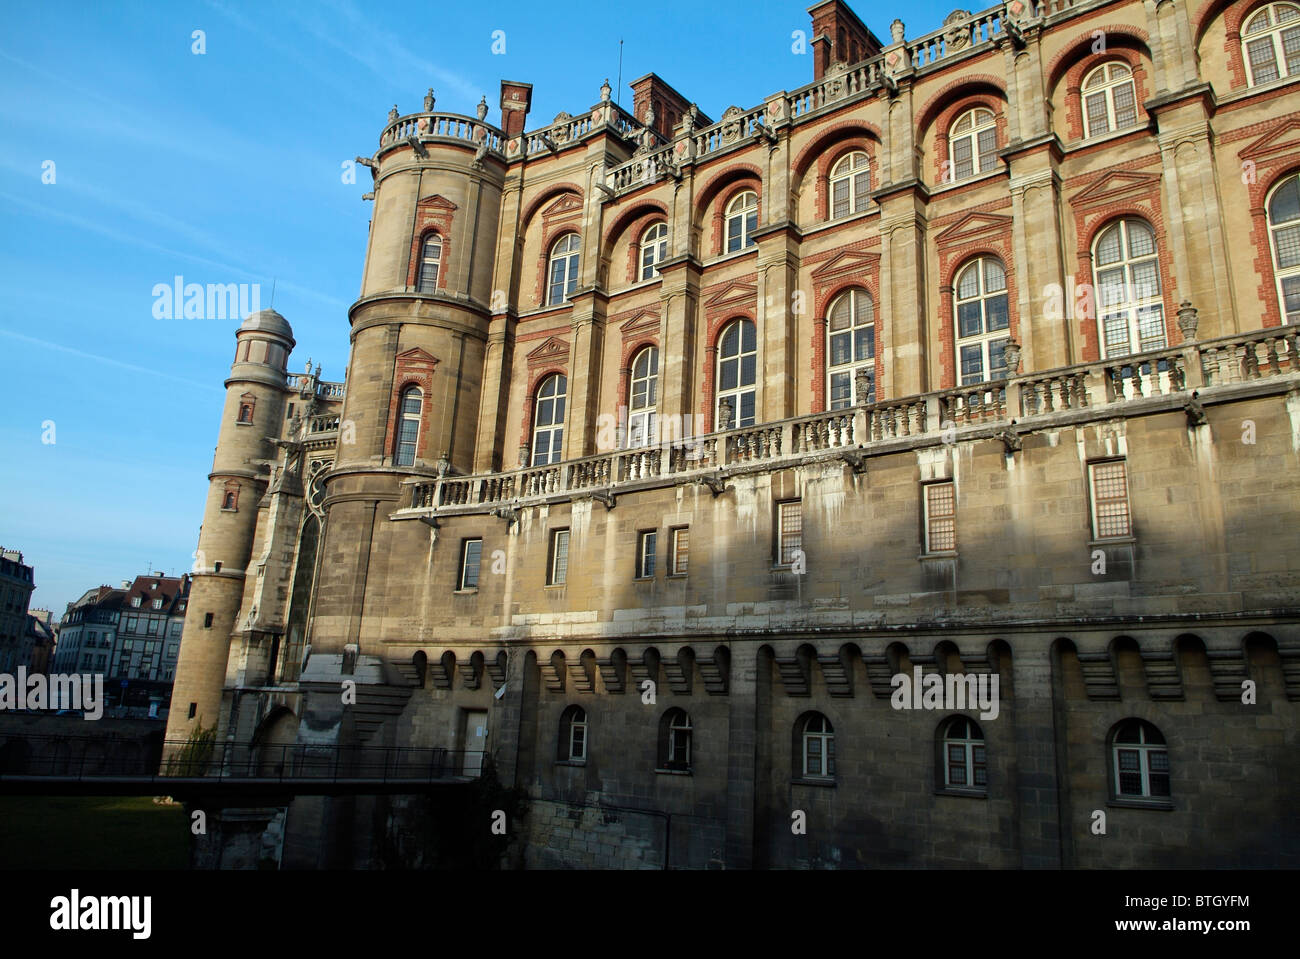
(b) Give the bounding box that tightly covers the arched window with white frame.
[1266,172,1300,324]
[658,707,692,771]
[394,386,422,466]
[640,222,668,280]
[829,151,870,218]
[798,713,834,780]
[531,373,567,466]
[1093,218,1166,358]
[826,288,875,408]
[1110,719,1170,800]
[558,705,587,763]
[941,716,987,791]
[416,234,441,293]
[1242,2,1300,86]
[725,190,758,253]
[947,107,998,182]
[627,346,658,448]
[547,233,581,305]
[954,256,1010,385]
[715,318,757,430]
[1081,61,1138,138]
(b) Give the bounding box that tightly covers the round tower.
[165,310,295,744]
[311,95,507,649]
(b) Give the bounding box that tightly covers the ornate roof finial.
[890,19,906,43]
[388,104,400,122]
[600,77,612,102]
[476,95,489,120]
[424,88,436,112]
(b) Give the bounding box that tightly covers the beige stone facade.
[168,0,1300,868]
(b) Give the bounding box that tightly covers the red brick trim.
[700,313,758,432]
[930,94,1008,185]
[1247,164,1300,328]
[937,246,1017,391]
[1060,49,1152,142]
[520,183,585,230]
[1044,24,1152,93]
[809,278,880,412]
[404,195,456,290]
[236,392,255,424]
[915,74,1008,141]
[694,163,763,252]
[535,225,583,309]
[619,211,671,285]
[383,348,439,463]
[791,119,884,178]
[520,366,570,451]
[810,136,878,222]
[222,480,241,511]
[1067,166,1173,360]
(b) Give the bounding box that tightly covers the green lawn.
[0,796,189,869]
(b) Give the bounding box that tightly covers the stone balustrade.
[397,327,1300,518]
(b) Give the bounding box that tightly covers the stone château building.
[166,0,1300,869]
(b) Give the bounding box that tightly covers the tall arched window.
[1266,172,1300,324]
[394,386,422,466]
[716,319,757,430]
[798,713,834,780]
[548,234,581,305]
[1243,2,1300,86]
[827,288,875,408]
[640,222,669,280]
[628,346,658,448]
[1093,218,1165,358]
[948,107,998,181]
[417,234,441,293]
[829,151,870,218]
[941,716,987,791]
[955,257,1010,385]
[725,190,758,253]
[1081,62,1138,138]
[558,705,587,762]
[658,708,692,771]
[1110,719,1170,799]
[531,373,567,466]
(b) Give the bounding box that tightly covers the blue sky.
[0,0,958,615]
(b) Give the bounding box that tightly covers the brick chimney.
[499,80,533,138]
[628,73,708,138]
[808,0,884,80]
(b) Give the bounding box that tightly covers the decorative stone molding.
[567,660,594,693]
[1206,647,1248,702]
[818,653,853,697]
[774,655,811,696]
[1140,649,1183,700]
[1076,650,1120,700]
[696,654,729,695]
[596,657,625,693]
[458,661,481,690]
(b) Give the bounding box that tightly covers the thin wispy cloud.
[0,329,224,393]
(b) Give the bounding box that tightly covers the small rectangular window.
[1089,460,1132,539]
[636,530,657,579]
[669,526,689,575]
[459,539,483,590]
[776,500,802,567]
[548,529,570,586]
[923,481,957,553]
[203,612,214,628]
